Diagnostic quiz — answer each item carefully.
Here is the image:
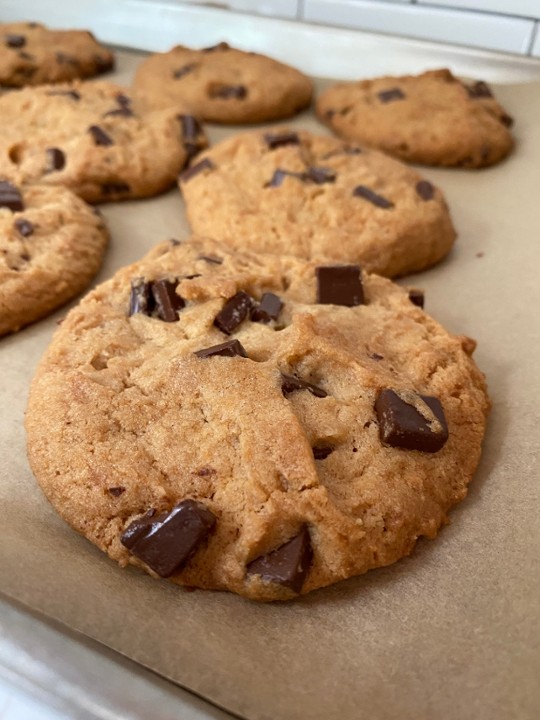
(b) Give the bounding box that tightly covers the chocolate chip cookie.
[0,81,206,202]
[179,129,456,278]
[317,69,514,168]
[0,21,114,87]
[26,237,489,601]
[133,42,312,123]
[0,178,108,335]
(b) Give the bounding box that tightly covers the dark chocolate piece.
[467,80,493,99]
[306,166,336,184]
[247,527,312,593]
[353,185,394,209]
[179,114,204,160]
[281,373,327,398]
[408,289,424,308]
[251,292,283,323]
[179,158,215,184]
[55,51,78,66]
[415,180,435,201]
[208,84,247,99]
[94,54,114,73]
[108,486,125,497]
[0,181,24,212]
[128,278,154,317]
[88,125,113,147]
[264,132,300,150]
[375,389,448,453]
[214,291,253,335]
[5,34,26,48]
[316,265,364,306]
[313,446,334,460]
[198,254,223,264]
[121,500,216,578]
[378,87,405,103]
[202,42,229,52]
[103,105,134,118]
[369,352,384,361]
[151,279,185,322]
[173,62,198,79]
[101,182,130,195]
[47,89,81,100]
[265,169,304,188]
[14,218,34,237]
[500,113,514,128]
[46,148,65,172]
[195,339,248,359]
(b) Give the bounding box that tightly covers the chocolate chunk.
[151,279,185,322]
[173,62,198,79]
[0,181,24,212]
[198,254,223,264]
[378,87,405,103]
[116,93,131,107]
[103,105,134,118]
[247,527,312,593]
[214,291,253,334]
[375,389,448,453]
[467,80,492,99]
[46,148,65,172]
[281,373,327,398]
[121,500,216,578]
[265,168,305,188]
[202,42,229,52]
[101,182,130,195]
[415,180,435,201]
[264,132,300,150]
[251,292,283,323]
[208,84,247,99]
[47,89,81,100]
[108,486,125,497]
[353,185,394,209]
[408,289,424,308]
[5,34,26,48]
[88,125,113,147]
[195,339,248,359]
[313,446,334,460]
[128,278,154,317]
[500,113,514,128]
[14,218,34,237]
[306,166,336,184]
[316,265,364,306]
[56,52,78,66]
[94,54,114,73]
[179,114,204,160]
[179,158,215,184]
[369,352,384,361]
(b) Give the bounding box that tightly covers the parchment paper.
[1,49,539,720]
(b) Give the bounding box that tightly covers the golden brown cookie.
[0,21,114,87]
[179,128,456,278]
[317,69,514,168]
[0,81,207,203]
[133,42,312,123]
[0,177,108,335]
[26,238,489,601]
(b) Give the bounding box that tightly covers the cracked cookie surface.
[26,238,489,600]
[179,129,456,278]
[317,69,514,168]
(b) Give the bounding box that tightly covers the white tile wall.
[177,0,299,19]
[532,22,540,56]
[420,0,540,19]
[303,0,536,54]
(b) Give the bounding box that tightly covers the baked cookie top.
[316,68,514,168]
[26,237,489,601]
[133,42,313,123]
[179,128,456,278]
[0,81,207,203]
[0,21,114,87]
[0,177,108,335]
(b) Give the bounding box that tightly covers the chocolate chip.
[408,289,424,308]
[251,293,283,323]
[195,339,248,359]
[316,265,364,307]
[101,182,130,195]
[198,254,222,264]
[103,105,134,118]
[108,486,125,497]
[353,185,394,209]
[378,87,405,103]
[94,54,114,73]
[116,93,131,107]
[202,42,229,52]
[467,80,493,99]
[415,180,435,201]
[375,389,448,453]
[5,34,26,48]
[281,373,327,398]
[313,446,333,460]
[179,158,215,184]
[55,52,78,66]
[369,353,384,361]
[0,181,24,212]
[179,114,204,161]
[14,218,34,237]
[173,62,198,79]
[88,125,113,147]
[500,113,514,128]
[46,148,65,172]
[265,169,304,188]
[264,132,300,150]
[247,527,312,593]
[151,279,185,322]
[47,89,81,100]
[121,500,216,578]
[128,278,154,317]
[305,166,336,184]
[214,291,253,334]
[208,84,247,99]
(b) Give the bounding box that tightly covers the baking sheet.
[1,48,539,720]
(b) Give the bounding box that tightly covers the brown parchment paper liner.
[1,50,539,720]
